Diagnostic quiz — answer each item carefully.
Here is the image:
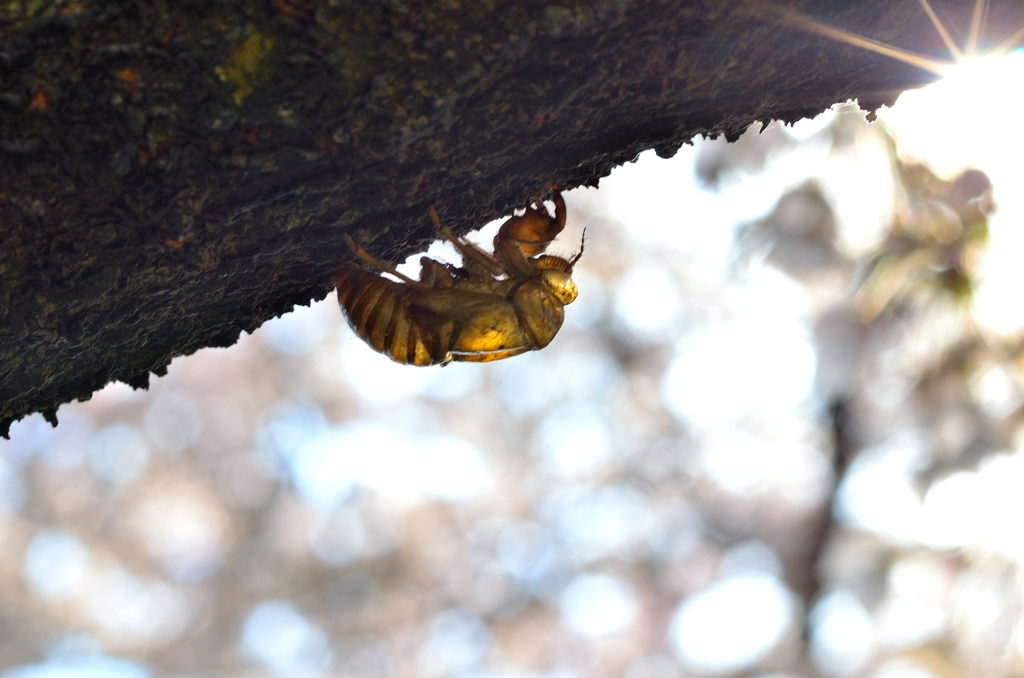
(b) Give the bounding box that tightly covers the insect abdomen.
[335,264,452,366]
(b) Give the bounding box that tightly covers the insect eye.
[540,269,578,304]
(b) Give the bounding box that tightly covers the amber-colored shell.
[494,191,567,257]
[336,189,578,366]
[335,264,451,366]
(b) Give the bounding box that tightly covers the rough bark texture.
[2,0,1020,434]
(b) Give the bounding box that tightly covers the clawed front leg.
[492,188,566,259]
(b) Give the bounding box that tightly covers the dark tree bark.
[2,0,1020,434]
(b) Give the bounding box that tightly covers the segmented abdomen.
[335,264,451,366]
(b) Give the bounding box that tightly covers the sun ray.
[774,9,951,76]
[994,18,1024,54]
[916,0,964,60]
[965,0,990,57]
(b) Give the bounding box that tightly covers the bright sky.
[837,49,1024,553]
[879,51,1024,336]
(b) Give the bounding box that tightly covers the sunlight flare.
[769,0,1023,78]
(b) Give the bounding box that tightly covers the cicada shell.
[336,189,581,366]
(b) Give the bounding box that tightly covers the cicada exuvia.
[336,189,582,366]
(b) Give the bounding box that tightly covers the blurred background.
[3,47,1024,678]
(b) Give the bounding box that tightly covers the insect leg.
[551,189,566,232]
[569,228,586,268]
[494,236,538,278]
[343,234,429,288]
[428,206,506,276]
[492,188,566,260]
